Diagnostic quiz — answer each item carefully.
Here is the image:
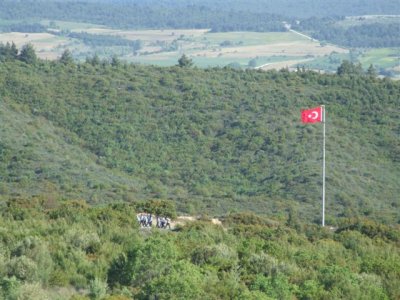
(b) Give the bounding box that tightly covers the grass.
[297,52,352,72]
[192,56,250,68]
[196,31,308,46]
[359,48,400,69]
[40,19,107,30]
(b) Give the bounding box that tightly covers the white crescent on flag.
[301,106,323,123]
[309,111,319,119]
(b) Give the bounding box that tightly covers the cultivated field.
[359,48,400,68]
[79,28,209,42]
[126,30,348,68]
[0,32,72,59]
[2,19,398,75]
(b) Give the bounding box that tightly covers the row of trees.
[0,42,37,64]
[65,32,143,50]
[0,22,46,33]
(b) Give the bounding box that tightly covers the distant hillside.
[0,0,287,32]
[0,58,399,224]
[54,0,400,18]
[1,0,399,31]
[292,16,400,48]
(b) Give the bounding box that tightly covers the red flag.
[301,106,323,123]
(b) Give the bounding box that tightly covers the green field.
[192,31,307,46]
[40,19,107,30]
[359,48,400,68]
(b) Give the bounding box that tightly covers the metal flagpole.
[322,105,326,227]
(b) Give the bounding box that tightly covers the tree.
[18,43,37,64]
[59,49,74,65]
[144,261,205,299]
[178,54,193,68]
[367,64,377,78]
[86,54,100,66]
[111,55,121,68]
[286,205,301,231]
[0,42,18,61]
[10,42,18,59]
[337,60,363,76]
[248,58,257,68]
[226,62,241,69]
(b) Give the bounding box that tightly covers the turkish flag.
[301,106,323,123]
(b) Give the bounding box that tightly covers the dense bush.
[0,51,398,224]
[0,201,398,299]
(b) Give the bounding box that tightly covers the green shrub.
[0,276,20,300]
[191,243,238,271]
[15,282,49,300]
[70,295,90,300]
[49,269,70,286]
[7,256,38,282]
[143,261,205,300]
[250,274,295,300]
[89,278,108,300]
[11,236,53,285]
[297,279,328,300]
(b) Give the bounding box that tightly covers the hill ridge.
[0,60,399,224]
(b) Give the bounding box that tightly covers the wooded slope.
[0,59,399,224]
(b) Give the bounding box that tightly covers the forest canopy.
[0,45,399,225]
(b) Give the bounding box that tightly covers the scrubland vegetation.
[0,44,399,223]
[0,200,399,299]
[0,37,399,299]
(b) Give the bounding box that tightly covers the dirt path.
[137,214,222,230]
[170,216,222,229]
[288,29,315,41]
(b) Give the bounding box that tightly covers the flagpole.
[322,105,326,227]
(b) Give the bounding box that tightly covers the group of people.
[137,213,171,229]
[137,213,153,227]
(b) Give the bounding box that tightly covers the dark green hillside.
[0,101,145,203]
[0,0,287,32]
[0,59,399,224]
[293,17,400,48]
